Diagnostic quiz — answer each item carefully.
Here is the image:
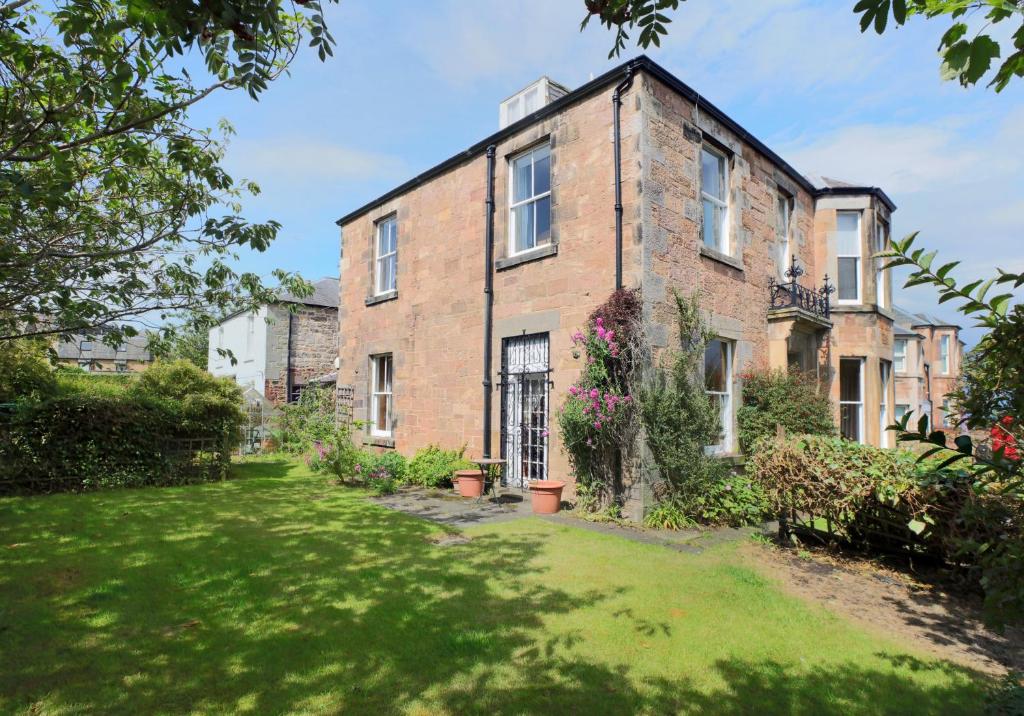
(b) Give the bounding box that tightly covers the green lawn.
[0,460,988,715]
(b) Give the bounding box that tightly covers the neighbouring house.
[55,333,153,373]
[207,277,340,405]
[892,306,964,434]
[334,56,906,519]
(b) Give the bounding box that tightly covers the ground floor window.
[370,354,393,437]
[942,398,953,428]
[879,359,892,447]
[704,338,733,453]
[839,358,864,443]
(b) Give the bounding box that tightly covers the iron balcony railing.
[768,255,834,320]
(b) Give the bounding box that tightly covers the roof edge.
[814,185,897,212]
[336,55,826,226]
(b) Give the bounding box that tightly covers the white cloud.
[226,138,407,183]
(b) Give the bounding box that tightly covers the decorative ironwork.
[769,256,832,319]
[498,333,551,488]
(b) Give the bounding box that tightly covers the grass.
[0,459,989,715]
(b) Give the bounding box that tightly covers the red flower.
[991,417,1020,462]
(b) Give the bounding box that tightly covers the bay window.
[836,211,861,303]
[880,359,892,447]
[875,218,889,307]
[776,191,792,278]
[509,144,551,255]
[939,335,950,374]
[701,146,730,255]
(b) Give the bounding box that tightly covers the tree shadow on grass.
[0,465,989,714]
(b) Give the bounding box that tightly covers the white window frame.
[875,217,889,308]
[892,340,909,372]
[776,191,792,278]
[374,216,398,296]
[836,211,862,305]
[370,354,393,437]
[700,145,730,255]
[839,357,865,444]
[879,359,892,448]
[942,398,953,427]
[704,338,734,454]
[895,404,910,423]
[939,335,950,374]
[508,144,551,256]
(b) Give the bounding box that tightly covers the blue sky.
[186,0,1024,347]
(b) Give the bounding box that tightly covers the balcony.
[768,256,834,324]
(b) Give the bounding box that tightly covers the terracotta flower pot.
[529,480,566,514]
[455,469,484,498]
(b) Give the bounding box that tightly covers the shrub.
[638,291,731,523]
[643,502,696,530]
[371,451,408,483]
[0,360,243,494]
[0,339,57,403]
[407,445,474,488]
[736,369,834,452]
[368,475,399,496]
[275,385,335,454]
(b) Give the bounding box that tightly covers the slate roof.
[55,333,151,361]
[278,277,339,308]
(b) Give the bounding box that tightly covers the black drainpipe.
[482,145,497,458]
[613,65,635,291]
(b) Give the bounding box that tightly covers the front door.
[500,333,550,488]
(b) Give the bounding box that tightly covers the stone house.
[207,277,340,405]
[334,56,902,518]
[892,306,964,434]
[55,333,152,373]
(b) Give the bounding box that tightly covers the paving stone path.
[373,487,761,553]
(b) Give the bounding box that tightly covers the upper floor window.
[894,339,907,373]
[776,191,792,278]
[701,146,729,254]
[509,144,551,255]
[939,335,950,374]
[371,354,393,437]
[836,211,861,303]
[375,216,398,295]
[875,218,890,308]
[704,338,733,454]
[79,340,93,352]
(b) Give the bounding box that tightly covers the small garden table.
[469,458,505,503]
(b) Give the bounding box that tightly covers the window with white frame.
[895,404,910,423]
[880,359,892,447]
[701,146,730,254]
[939,335,950,374]
[836,211,861,303]
[776,191,792,278]
[509,144,551,255]
[942,398,953,427]
[894,339,907,373]
[875,218,889,307]
[704,338,733,453]
[839,358,864,442]
[375,216,398,295]
[370,354,393,437]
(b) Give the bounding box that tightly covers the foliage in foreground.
[407,445,475,488]
[0,0,338,346]
[0,360,243,492]
[736,369,835,452]
[586,0,1024,92]
[749,435,1024,628]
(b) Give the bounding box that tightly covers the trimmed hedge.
[0,360,243,494]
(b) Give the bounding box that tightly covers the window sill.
[363,435,395,448]
[495,243,558,271]
[699,245,743,271]
[365,290,398,306]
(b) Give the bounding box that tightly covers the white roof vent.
[499,77,570,129]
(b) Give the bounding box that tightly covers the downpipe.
[612,65,635,291]
[482,145,496,457]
